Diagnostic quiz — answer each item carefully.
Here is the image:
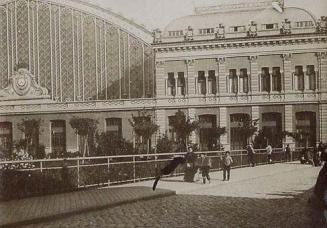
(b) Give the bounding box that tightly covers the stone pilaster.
[282,53,293,92]
[249,56,259,93]
[188,108,197,144]
[219,107,229,151]
[320,104,327,143]
[155,109,166,138]
[284,105,295,149]
[317,52,327,94]
[217,57,227,94]
[155,61,166,97]
[186,59,196,96]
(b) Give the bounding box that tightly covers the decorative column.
[282,53,293,92]
[155,60,166,97]
[284,105,295,149]
[217,57,227,95]
[249,56,259,94]
[188,108,197,145]
[186,59,195,96]
[320,104,327,143]
[219,107,229,151]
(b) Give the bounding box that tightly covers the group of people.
[299,142,327,166]
[183,146,234,184]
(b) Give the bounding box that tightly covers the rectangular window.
[272,67,282,92]
[261,67,271,92]
[307,65,316,90]
[168,30,183,37]
[177,72,185,96]
[229,69,238,94]
[106,118,122,138]
[51,120,66,155]
[295,21,313,28]
[167,73,176,96]
[262,23,278,30]
[295,66,304,91]
[0,122,12,154]
[208,70,216,94]
[198,71,206,95]
[229,26,245,33]
[199,28,215,35]
[239,69,248,93]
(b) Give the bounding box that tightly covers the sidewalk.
[0,186,175,227]
[124,162,321,198]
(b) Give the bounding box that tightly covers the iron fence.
[0,147,307,189]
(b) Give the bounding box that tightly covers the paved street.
[22,163,322,228]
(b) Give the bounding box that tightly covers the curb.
[1,190,176,228]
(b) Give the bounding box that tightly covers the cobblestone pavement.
[23,163,322,228]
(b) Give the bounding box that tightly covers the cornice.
[153,34,327,53]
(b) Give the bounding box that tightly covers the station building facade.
[0,0,326,155]
[153,0,327,151]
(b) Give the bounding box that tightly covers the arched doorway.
[230,114,250,150]
[295,112,316,147]
[261,113,282,148]
[199,115,217,151]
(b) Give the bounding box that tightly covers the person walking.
[266,144,273,164]
[246,143,256,167]
[199,153,211,184]
[184,146,197,182]
[222,151,233,181]
[285,144,291,162]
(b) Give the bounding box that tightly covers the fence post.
[240,151,243,168]
[133,156,136,183]
[40,161,43,173]
[107,157,110,187]
[77,159,80,188]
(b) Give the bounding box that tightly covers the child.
[222,151,233,181]
[199,153,211,184]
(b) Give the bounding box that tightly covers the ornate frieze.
[215,24,225,39]
[280,19,291,35]
[248,55,258,63]
[0,68,49,100]
[247,21,257,37]
[216,57,226,65]
[184,26,194,41]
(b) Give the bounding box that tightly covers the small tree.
[156,134,176,154]
[129,110,159,154]
[96,132,133,156]
[170,110,199,151]
[69,117,98,157]
[207,126,226,149]
[17,118,42,158]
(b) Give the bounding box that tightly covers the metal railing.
[0,148,305,189]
